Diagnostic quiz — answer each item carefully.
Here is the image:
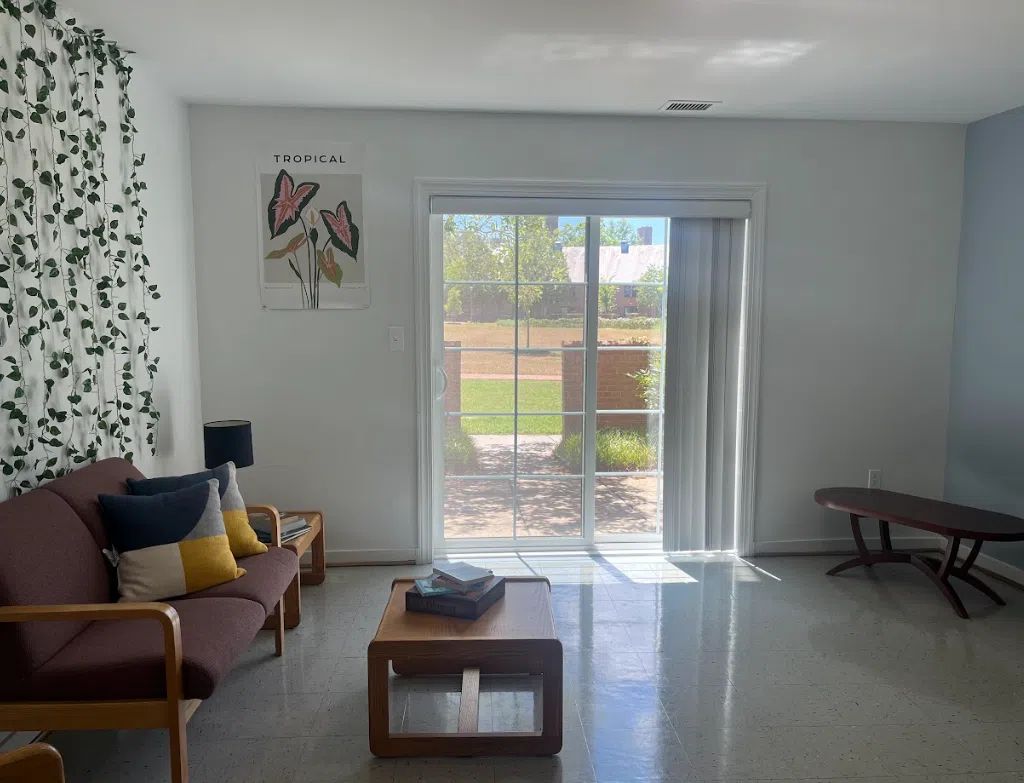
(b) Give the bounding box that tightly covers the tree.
[493,216,568,345]
[442,215,568,344]
[598,277,617,316]
[442,215,501,320]
[635,264,665,316]
[557,221,585,247]
[558,219,642,247]
[601,219,641,246]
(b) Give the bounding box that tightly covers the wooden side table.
[260,510,325,629]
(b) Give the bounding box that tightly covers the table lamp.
[203,420,253,469]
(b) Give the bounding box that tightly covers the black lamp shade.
[203,420,254,469]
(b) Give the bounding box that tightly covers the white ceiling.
[73,0,1024,123]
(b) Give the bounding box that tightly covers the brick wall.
[561,341,650,434]
[562,346,584,434]
[444,341,462,429]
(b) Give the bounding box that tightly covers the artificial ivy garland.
[0,0,159,495]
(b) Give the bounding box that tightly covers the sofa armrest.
[0,743,65,783]
[0,603,184,704]
[246,503,282,546]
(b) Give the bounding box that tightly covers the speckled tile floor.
[49,553,1024,783]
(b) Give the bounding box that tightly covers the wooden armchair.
[0,603,196,783]
[0,743,65,783]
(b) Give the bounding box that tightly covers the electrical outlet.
[868,469,882,489]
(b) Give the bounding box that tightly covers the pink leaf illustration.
[267,169,320,238]
[318,200,360,260]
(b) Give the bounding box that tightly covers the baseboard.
[319,548,417,566]
[952,542,1024,590]
[754,535,941,556]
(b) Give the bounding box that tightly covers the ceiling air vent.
[659,100,720,113]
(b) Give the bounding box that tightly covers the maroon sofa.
[0,458,299,783]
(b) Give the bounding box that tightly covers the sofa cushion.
[183,547,298,616]
[44,457,145,552]
[24,597,266,701]
[0,489,112,699]
[128,462,268,558]
[99,481,243,602]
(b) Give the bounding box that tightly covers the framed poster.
[256,142,369,309]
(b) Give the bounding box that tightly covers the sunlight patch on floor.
[445,550,748,585]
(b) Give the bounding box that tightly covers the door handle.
[435,366,449,401]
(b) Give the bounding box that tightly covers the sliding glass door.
[437,213,669,547]
[427,193,750,554]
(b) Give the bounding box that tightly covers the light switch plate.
[388,326,405,352]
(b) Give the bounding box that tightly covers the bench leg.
[827,522,1007,619]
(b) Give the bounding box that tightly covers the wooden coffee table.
[816,487,1024,618]
[367,576,562,757]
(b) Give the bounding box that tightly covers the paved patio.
[444,434,660,538]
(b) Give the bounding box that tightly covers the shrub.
[629,351,662,410]
[444,427,478,473]
[553,428,657,472]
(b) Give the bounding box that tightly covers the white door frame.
[413,178,767,563]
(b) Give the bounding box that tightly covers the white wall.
[188,107,964,559]
[128,61,203,476]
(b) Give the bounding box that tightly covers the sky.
[558,216,669,244]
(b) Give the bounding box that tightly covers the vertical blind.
[662,218,746,552]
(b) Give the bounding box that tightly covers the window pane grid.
[442,213,670,542]
[445,280,585,287]
[446,411,583,417]
[444,346,586,353]
[445,474,585,481]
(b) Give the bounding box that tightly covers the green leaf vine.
[0,0,159,495]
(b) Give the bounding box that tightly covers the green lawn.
[460,379,563,435]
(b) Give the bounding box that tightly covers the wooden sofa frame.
[0,505,288,783]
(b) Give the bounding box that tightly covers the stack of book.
[406,562,505,619]
[248,513,312,545]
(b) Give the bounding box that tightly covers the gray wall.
[946,105,1024,568]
